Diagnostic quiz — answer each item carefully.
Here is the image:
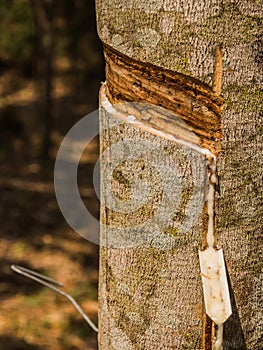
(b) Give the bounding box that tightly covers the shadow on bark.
[223,266,246,350]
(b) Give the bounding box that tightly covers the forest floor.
[0,54,104,350]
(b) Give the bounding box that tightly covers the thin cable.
[11,264,98,333]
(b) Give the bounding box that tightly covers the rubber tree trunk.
[96,1,262,349]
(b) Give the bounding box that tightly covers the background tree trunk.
[96,1,262,349]
[30,0,55,159]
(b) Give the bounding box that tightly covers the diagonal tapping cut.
[103,43,225,156]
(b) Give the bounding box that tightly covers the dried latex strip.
[199,156,232,350]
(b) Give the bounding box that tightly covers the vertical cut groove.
[202,47,223,349]
[212,45,223,96]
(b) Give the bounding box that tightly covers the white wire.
[11,264,98,333]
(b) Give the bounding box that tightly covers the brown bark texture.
[96,1,262,349]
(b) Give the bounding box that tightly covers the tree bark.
[30,0,55,159]
[96,1,262,349]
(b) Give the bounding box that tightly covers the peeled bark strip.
[96,1,262,349]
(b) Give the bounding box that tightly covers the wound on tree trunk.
[104,44,224,156]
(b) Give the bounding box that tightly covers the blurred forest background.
[0,0,104,349]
